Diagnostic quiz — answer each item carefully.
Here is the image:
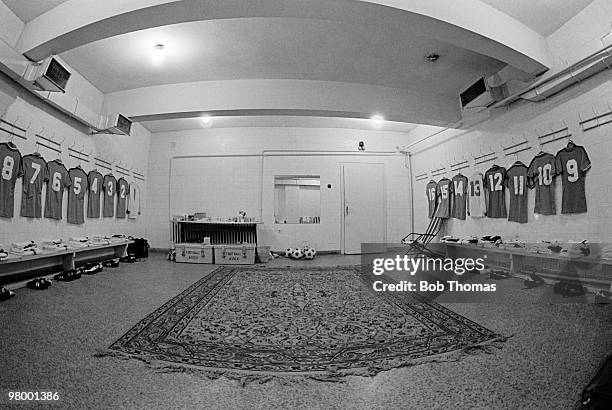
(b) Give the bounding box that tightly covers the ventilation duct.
[0,39,130,134]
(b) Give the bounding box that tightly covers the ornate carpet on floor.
[104,266,504,381]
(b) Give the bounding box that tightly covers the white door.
[342,163,386,254]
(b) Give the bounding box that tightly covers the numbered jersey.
[426,180,437,218]
[555,145,591,214]
[44,160,70,220]
[527,153,557,215]
[103,174,117,217]
[451,174,468,220]
[127,183,141,219]
[484,166,507,218]
[20,154,48,218]
[116,178,130,219]
[433,178,452,219]
[505,163,529,223]
[67,167,88,224]
[468,172,486,218]
[0,143,23,218]
[87,171,103,218]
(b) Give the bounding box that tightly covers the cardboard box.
[175,243,214,264]
[214,244,256,265]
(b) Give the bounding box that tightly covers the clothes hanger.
[567,139,575,149]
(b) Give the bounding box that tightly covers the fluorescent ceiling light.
[200,116,213,125]
[152,44,166,63]
[370,114,384,126]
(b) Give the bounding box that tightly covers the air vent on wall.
[97,113,132,136]
[22,56,71,93]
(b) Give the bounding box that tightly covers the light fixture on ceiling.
[370,114,384,127]
[200,115,213,126]
[152,44,166,63]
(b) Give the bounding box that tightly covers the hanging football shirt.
[116,177,129,219]
[483,165,507,218]
[555,144,591,214]
[433,178,452,219]
[0,142,23,218]
[425,180,437,218]
[127,183,141,220]
[468,172,486,218]
[87,170,103,218]
[505,162,529,223]
[103,174,117,217]
[21,154,48,218]
[67,167,89,224]
[527,152,557,215]
[44,160,70,220]
[450,174,468,220]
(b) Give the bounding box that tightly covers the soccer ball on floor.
[285,248,294,257]
[302,247,317,260]
[290,248,304,259]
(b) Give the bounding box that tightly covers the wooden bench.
[0,240,132,289]
[443,242,612,292]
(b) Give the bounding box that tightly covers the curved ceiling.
[2,0,579,131]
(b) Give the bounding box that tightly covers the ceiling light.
[426,53,440,62]
[200,116,212,125]
[370,114,384,126]
[152,44,166,63]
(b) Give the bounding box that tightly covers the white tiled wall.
[409,70,612,242]
[0,79,151,248]
[147,127,412,250]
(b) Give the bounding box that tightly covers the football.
[302,247,317,259]
[285,248,294,257]
[290,248,303,259]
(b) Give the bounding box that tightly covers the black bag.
[128,237,150,258]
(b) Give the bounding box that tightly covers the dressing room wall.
[410,71,611,242]
[0,74,151,246]
[146,127,412,250]
[409,0,612,243]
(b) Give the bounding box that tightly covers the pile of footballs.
[285,245,317,260]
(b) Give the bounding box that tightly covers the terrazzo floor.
[1,253,611,409]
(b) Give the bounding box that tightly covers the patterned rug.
[105,266,503,380]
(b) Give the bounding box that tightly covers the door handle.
[345,203,349,216]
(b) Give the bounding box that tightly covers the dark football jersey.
[0,142,23,218]
[527,153,557,215]
[450,174,468,220]
[468,172,486,218]
[426,180,437,218]
[103,174,117,217]
[87,170,103,218]
[67,167,88,225]
[484,165,507,218]
[116,177,130,219]
[505,163,529,223]
[555,145,591,214]
[21,154,48,218]
[433,178,452,219]
[44,160,70,220]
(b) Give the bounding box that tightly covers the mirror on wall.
[274,176,321,224]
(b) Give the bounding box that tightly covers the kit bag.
[128,237,150,258]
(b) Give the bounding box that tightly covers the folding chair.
[401,216,445,257]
